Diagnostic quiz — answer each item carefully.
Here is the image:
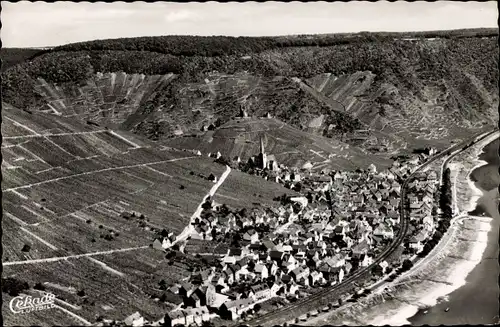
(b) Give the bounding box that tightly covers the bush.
[33,282,46,291]
[1,277,29,296]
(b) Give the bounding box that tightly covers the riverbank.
[409,137,499,325]
[307,135,499,326]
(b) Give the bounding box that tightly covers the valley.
[1,27,498,326]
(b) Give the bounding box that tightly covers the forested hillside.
[2,29,498,163]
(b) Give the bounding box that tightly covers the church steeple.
[259,135,267,169]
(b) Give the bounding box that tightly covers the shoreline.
[307,135,498,326]
[370,218,492,326]
[464,159,488,212]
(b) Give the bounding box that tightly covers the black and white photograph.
[1,1,499,326]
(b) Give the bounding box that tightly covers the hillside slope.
[2,104,295,260]
[2,31,498,166]
[164,117,392,171]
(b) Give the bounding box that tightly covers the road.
[171,165,232,246]
[382,214,493,289]
[243,129,497,327]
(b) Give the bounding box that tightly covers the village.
[115,141,441,327]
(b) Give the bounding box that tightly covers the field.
[214,169,299,209]
[1,104,296,324]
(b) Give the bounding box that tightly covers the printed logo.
[9,293,56,314]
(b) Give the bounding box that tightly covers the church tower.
[259,135,267,169]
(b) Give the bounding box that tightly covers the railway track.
[242,129,497,327]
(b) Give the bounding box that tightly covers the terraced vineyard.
[34,72,176,126]
[1,104,295,324]
[165,117,392,171]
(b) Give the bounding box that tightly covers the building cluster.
[404,170,439,253]
[152,146,440,326]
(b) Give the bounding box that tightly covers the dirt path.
[3,156,197,192]
[3,245,149,266]
[3,130,107,140]
[172,165,231,246]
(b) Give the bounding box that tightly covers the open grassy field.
[214,169,298,209]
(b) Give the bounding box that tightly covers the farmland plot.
[2,257,171,323]
[16,212,148,257]
[92,248,194,294]
[214,169,298,209]
[2,292,85,327]
[2,218,63,262]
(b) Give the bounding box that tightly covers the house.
[184,306,210,325]
[373,223,394,240]
[249,283,271,301]
[219,298,254,320]
[243,229,259,243]
[254,263,269,280]
[319,265,344,284]
[359,253,373,267]
[409,201,423,210]
[379,260,389,273]
[408,230,428,253]
[262,239,277,251]
[325,253,345,268]
[290,266,310,284]
[423,215,434,233]
[267,262,279,276]
[351,240,369,256]
[178,283,195,297]
[124,312,145,327]
[270,250,285,262]
[163,310,186,327]
[308,271,324,286]
[185,288,207,308]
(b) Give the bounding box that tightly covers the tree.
[1,277,29,296]
[21,244,31,252]
[371,265,384,277]
[402,259,413,271]
[33,282,46,291]
[201,321,215,327]
[254,303,262,313]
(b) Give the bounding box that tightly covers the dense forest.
[52,28,498,57]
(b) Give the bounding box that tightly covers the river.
[409,138,499,325]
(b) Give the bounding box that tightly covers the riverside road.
[242,128,497,327]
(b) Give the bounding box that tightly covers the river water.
[409,138,500,325]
